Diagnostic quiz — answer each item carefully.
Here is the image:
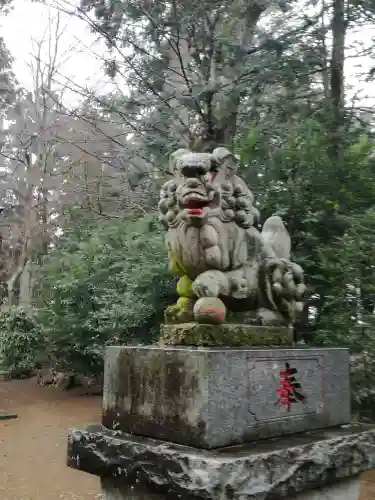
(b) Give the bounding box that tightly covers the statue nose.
[186,178,201,188]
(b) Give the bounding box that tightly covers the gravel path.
[0,378,101,500]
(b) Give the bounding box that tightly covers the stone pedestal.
[67,338,370,499]
[68,424,375,500]
[103,345,350,448]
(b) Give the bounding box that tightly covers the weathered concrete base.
[101,477,361,500]
[103,345,350,448]
[68,424,375,500]
[159,323,293,346]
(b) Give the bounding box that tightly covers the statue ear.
[211,148,239,180]
[169,148,191,175]
[220,156,239,182]
[227,157,239,176]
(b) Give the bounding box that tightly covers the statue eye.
[203,173,210,182]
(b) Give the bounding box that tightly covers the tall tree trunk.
[41,186,49,255]
[329,0,347,166]
[163,34,191,148]
[19,261,32,307]
[320,0,330,99]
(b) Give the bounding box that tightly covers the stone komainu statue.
[158,148,306,326]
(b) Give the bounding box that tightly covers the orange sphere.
[193,297,226,324]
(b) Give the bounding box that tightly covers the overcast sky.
[0,0,116,105]
[0,0,374,109]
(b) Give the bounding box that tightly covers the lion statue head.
[158,148,259,231]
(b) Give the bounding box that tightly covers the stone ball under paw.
[193,297,226,324]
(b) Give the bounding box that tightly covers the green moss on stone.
[158,323,293,347]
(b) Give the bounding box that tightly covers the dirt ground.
[0,378,101,500]
[1,378,375,500]
[362,473,375,500]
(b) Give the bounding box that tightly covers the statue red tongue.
[186,172,216,215]
[188,208,204,215]
[187,201,204,215]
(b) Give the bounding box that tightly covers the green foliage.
[351,351,375,409]
[316,210,375,405]
[34,214,175,377]
[237,117,375,309]
[0,307,44,374]
[239,118,375,220]
[316,211,375,342]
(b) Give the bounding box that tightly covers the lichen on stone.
[159,322,293,347]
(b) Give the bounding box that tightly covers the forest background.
[0,0,374,408]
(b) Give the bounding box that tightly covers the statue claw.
[266,259,305,302]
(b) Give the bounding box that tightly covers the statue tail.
[261,216,291,260]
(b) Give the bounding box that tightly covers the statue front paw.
[192,271,229,298]
[165,298,194,323]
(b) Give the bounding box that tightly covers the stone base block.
[67,424,375,500]
[159,323,293,346]
[101,478,361,500]
[102,345,350,448]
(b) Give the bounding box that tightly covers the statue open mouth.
[181,192,210,215]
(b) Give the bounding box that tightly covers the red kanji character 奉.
[275,362,305,412]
